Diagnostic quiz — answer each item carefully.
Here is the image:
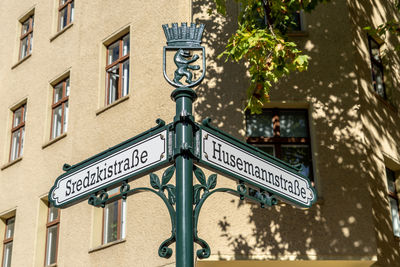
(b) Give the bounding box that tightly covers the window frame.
[2,217,15,267]
[386,168,400,238]
[58,0,74,31]
[367,35,386,99]
[9,104,26,162]
[44,205,60,266]
[246,108,313,180]
[102,190,125,245]
[19,15,34,60]
[105,34,130,105]
[50,78,69,140]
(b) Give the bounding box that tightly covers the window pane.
[48,206,59,223]
[121,200,126,239]
[372,64,385,98]
[123,35,130,56]
[65,78,70,96]
[370,40,380,60]
[386,168,396,193]
[20,128,25,156]
[13,108,22,127]
[22,20,30,34]
[289,11,302,31]
[29,33,33,53]
[108,42,120,65]
[63,102,68,133]
[246,111,273,137]
[389,197,400,237]
[2,242,12,267]
[280,110,309,137]
[70,1,74,23]
[20,37,29,59]
[59,7,68,30]
[104,201,119,243]
[10,130,20,161]
[281,145,312,178]
[52,106,63,139]
[122,60,129,97]
[23,105,27,121]
[54,83,64,103]
[107,65,119,104]
[5,218,15,239]
[45,225,58,265]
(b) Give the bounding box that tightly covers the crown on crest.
[162,22,205,47]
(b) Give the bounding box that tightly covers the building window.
[10,104,26,161]
[288,10,304,32]
[386,168,400,237]
[106,34,130,105]
[368,36,386,99]
[19,15,34,60]
[51,78,69,139]
[45,205,60,266]
[103,188,126,244]
[2,217,15,267]
[246,109,313,180]
[58,0,74,31]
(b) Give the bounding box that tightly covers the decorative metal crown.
[162,23,205,47]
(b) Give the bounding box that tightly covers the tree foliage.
[212,0,328,114]
[364,1,400,51]
[212,0,399,114]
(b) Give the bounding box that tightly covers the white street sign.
[199,129,316,207]
[50,129,168,207]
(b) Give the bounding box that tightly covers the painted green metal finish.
[49,119,171,208]
[88,166,177,258]
[172,87,196,267]
[194,118,317,208]
[163,23,206,89]
[50,22,319,265]
[192,165,278,259]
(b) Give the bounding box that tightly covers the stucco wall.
[0,0,399,266]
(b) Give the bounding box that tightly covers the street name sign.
[49,123,171,208]
[195,123,317,208]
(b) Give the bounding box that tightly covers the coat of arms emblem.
[162,23,206,88]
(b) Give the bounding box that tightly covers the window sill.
[88,239,126,253]
[42,133,67,149]
[288,31,309,37]
[50,23,74,42]
[95,95,130,116]
[1,157,23,171]
[11,54,32,69]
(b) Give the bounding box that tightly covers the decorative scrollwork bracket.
[192,165,279,259]
[88,165,177,259]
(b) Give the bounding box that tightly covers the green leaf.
[194,166,207,186]
[167,186,176,205]
[150,173,161,189]
[207,174,217,190]
[193,184,202,205]
[162,166,175,186]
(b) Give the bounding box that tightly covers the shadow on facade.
[192,0,400,265]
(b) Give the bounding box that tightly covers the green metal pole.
[172,87,197,267]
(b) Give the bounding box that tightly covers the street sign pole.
[162,22,206,267]
[49,22,317,266]
[172,87,197,267]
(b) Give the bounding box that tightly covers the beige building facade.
[0,0,399,266]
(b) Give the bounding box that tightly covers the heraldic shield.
[162,23,206,88]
